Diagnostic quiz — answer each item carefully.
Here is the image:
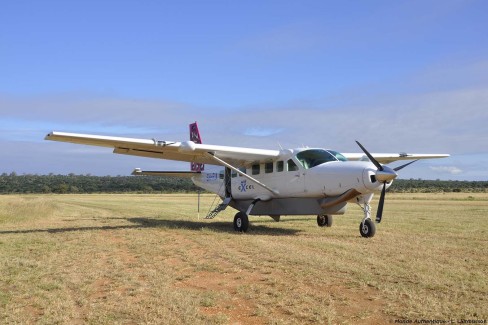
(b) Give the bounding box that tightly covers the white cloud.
[429,166,463,175]
[243,128,283,137]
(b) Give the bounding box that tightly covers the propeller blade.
[355,141,383,171]
[376,182,386,223]
[393,159,419,172]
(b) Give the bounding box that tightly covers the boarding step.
[205,197,232,219]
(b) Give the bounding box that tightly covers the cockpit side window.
[287,159,299,171]
[296,149,338,169]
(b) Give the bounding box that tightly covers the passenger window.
[287,159,298,171]
[239,167,246,175]
[265,162,273,173]
[277,161,284,172]
[252,164,260,175]
[219,171,224,179]
[231,170,237,178]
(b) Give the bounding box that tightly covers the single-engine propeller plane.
[45,122,449,237]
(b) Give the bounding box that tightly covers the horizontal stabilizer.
[132,168,200,178]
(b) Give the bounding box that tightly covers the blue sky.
[1,0,488,180]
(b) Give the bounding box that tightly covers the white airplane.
[45,122,449,237]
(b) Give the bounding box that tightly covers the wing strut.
[205,153,279,196]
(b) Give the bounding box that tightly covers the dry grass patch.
[0,193,487,324]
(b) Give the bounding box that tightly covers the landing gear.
[317,214,333,227]
[359,219,376,238]
[357,194,376,238]
[233,199,260,233]
[233,212,249,232]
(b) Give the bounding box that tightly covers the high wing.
[342,152,450,164]
[45,131,449,167]
[45,132,280,167]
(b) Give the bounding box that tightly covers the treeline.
[0,173,200,194]
[388,179,488,193]
[0,173,487,194]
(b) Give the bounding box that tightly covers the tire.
[359,219,376,238]
[317,215,332,227]
[234,212,249,232]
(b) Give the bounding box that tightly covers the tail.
[189,122,204,172]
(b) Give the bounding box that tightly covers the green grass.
[0,193,487,324]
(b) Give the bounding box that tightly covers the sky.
[1,0,488,180]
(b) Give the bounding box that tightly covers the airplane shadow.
[0,216,301,236]
[0,224,141,235]
[127,217,301,236]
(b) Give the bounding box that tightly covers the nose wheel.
[357,199,376,238]
[359,219,376,238]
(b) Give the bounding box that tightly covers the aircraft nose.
[375,165,398,182]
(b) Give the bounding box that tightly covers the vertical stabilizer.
[189,122,204,172]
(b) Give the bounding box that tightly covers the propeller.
[355,140,383,171]
[394,159,419,172]
[355,141,418,223]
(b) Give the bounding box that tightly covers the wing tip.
[44,131,55,140]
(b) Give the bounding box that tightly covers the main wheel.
[359,219,376,238]
[234,212,249,232]
[317,214,333,227]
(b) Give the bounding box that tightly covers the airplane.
[45,122,449,237]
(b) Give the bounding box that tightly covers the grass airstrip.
[0,193,487,324]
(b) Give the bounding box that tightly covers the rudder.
[189,122,204,172]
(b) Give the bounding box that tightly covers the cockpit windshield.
[327,150,348,162]
[296,149,346,169]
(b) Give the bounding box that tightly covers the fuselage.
[192,148,390,201]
